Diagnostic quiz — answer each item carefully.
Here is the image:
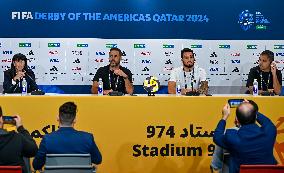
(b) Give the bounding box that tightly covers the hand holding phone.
[228,99,244,108]
[222,104,231,120]
[3,116,17,125]
[3,115,22,128]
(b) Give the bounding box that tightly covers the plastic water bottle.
[22,78,27,95]
[176,80,181,96]
[253,79,258,96]
[98,78,103,96]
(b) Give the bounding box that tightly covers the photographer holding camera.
[213,100,277,173]
[0,106,38,173]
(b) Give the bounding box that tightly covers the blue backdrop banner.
[0,0,283,39]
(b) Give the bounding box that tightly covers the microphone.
[24,71,39,91]
[25,72,34,83]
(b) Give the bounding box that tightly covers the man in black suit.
[3,53,38,93]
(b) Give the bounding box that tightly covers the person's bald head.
[236,101,258,126]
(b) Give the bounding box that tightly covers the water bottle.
[176,80,181,96]
[22,78,27,95]
[253,79,258,96]
[98,78,103,96]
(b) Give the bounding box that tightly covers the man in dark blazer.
[32,102,102,171]
[213,100,277,173]
[3,53,38,93]
[0,106,38,173]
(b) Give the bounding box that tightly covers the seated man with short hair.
[246,50,282,95]
[168,48,208,95]
[33,102,102,171]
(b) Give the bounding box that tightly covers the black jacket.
[0,126,38,173]
[3,69,38,93]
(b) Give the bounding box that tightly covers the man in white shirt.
[168,48,207,95]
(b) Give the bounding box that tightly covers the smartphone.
[228,99,244,108]
[2,116,16,125]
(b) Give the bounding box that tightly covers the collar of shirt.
[58,127,75,131]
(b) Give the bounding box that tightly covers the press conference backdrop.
[0,0,284,93]
[1,39,284,93]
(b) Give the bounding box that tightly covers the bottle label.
[253,85,258,94]
[176,85,181,94]
[98,85,103,93]
[22,82,27,93]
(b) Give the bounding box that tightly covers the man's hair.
[181,48,194,59]
[11,53,28,71]
[110,47,123,56]
[236,100,258,125]
[260,50,274,62]
[59,102,77,126]
[0,106,2,117]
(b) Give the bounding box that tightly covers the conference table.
[0,94,283,173]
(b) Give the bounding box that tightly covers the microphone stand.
[24,71,39,91]
[186,80,200,96]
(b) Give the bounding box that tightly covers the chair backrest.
[45,154,91,166]
[44,154,93,173]
[44,165,94,173]
[0,166,22,173]
[240,165,284,173]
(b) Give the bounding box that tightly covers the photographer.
[213,100,277,173]
[0,106,38,173]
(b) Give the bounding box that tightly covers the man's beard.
[259,64,270,71]
[183,63,194,68]
[110,60,119,67]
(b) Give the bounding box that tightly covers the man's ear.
[234,117,240,127]
[56,115,60,122]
